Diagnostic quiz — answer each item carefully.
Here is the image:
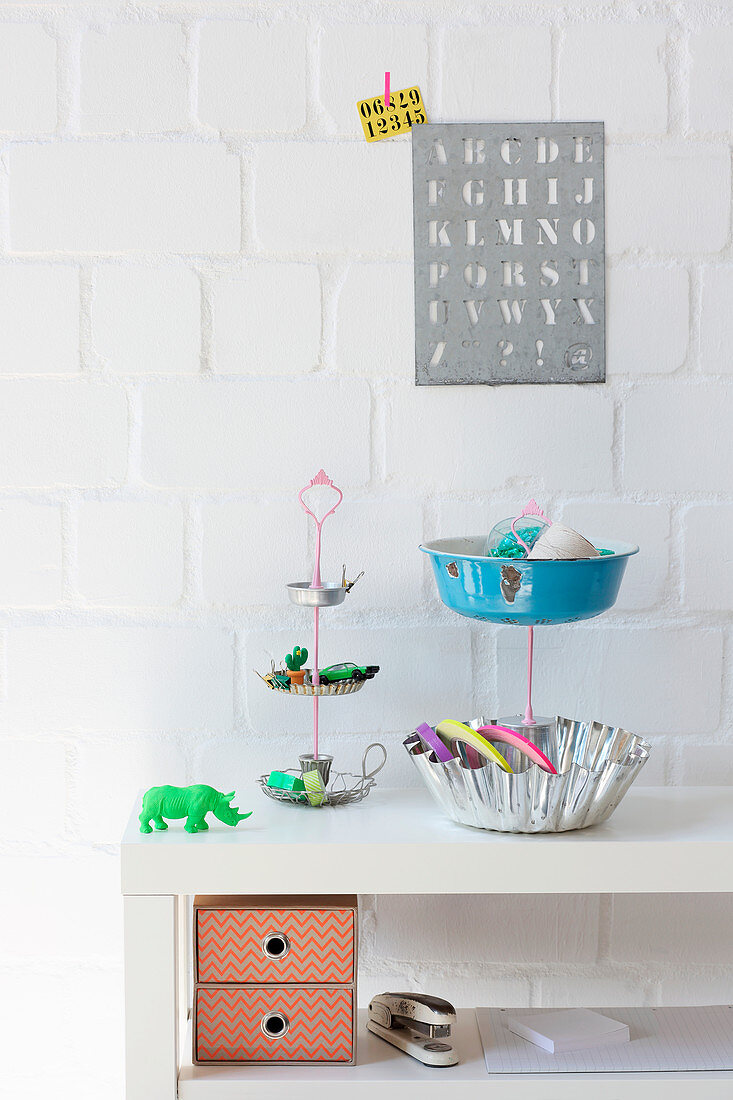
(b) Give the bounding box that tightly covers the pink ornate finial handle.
[298,469,343,588]
[511,498,552,556]
[297,470,343,761]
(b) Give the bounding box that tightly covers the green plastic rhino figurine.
[139,784,252,834]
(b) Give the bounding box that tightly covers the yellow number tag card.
[357,85,427,143]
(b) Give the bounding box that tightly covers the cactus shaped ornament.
[286,644,309,685]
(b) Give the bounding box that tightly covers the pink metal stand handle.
[297,470,343,761]
[298,469,343,589]
[510,498,552,556]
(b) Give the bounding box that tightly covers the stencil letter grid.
[413,122,605,385]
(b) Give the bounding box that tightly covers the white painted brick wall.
[142,377,371,487]
[199,21,307,133]
[441,27,552,120]
[388,383,614,491]
[335,261,414,377]
[0,499,63,604]
[9,142,241,252]
[0,380,128,486]
[212,262,321,373]
[606,144,730,253]
[624,385,733,490]
[607,265,689,374]
[92,263,201,373]
[376,894,602,965]
[683,505,733,609]
[1,4,732,1098]
[0,625,234,732]
[689,27,733,133]
[0,740,67,839]
[76,500,184,604]
[0,24,56,131]
[0,264,80,372]
[255,142,413,254]
[699,263,733,372]
[81,23,188,133]
[558,24,668,135]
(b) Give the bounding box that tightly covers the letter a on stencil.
[426,138,448,165]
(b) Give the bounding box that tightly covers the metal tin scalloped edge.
[404,717,650,833]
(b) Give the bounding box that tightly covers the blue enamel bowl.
[421,537,638,626]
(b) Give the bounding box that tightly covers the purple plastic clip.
[415,721,455,763]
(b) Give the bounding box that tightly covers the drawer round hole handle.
[262,932,291,959]
[261,1011,290,1039]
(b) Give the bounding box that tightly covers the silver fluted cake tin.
[404,716,650,833]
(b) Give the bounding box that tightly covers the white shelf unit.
[121,786,733,1099]
[178,1011,733,1099]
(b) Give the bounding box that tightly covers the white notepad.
[507,1008,629,1054]
[476,1006,733,1073]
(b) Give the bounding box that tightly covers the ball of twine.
[527,523,599,560]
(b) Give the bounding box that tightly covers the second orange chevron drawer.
[195,896,355,984]
[194,985,354,1064]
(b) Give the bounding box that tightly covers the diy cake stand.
[258,470,384,807]
[411,534,645,832]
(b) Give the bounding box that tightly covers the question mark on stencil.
[498,339,513,367]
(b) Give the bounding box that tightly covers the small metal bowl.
[286,582,347,607]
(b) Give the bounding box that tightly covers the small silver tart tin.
[286,582,347,607]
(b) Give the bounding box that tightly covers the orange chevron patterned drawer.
[194,985,354,1064]
[196,907,354,983]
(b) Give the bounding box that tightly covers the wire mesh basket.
[259,743,387,808]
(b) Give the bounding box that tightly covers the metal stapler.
[367,992,459,1066]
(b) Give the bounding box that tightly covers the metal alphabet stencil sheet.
[412,122,605,385]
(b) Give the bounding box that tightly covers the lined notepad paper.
[476,1006,733,1073]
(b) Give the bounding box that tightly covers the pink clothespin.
[384,71,390,110]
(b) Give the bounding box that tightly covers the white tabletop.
[121,786,733,895]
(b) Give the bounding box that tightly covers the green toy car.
[319,662,379,684]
